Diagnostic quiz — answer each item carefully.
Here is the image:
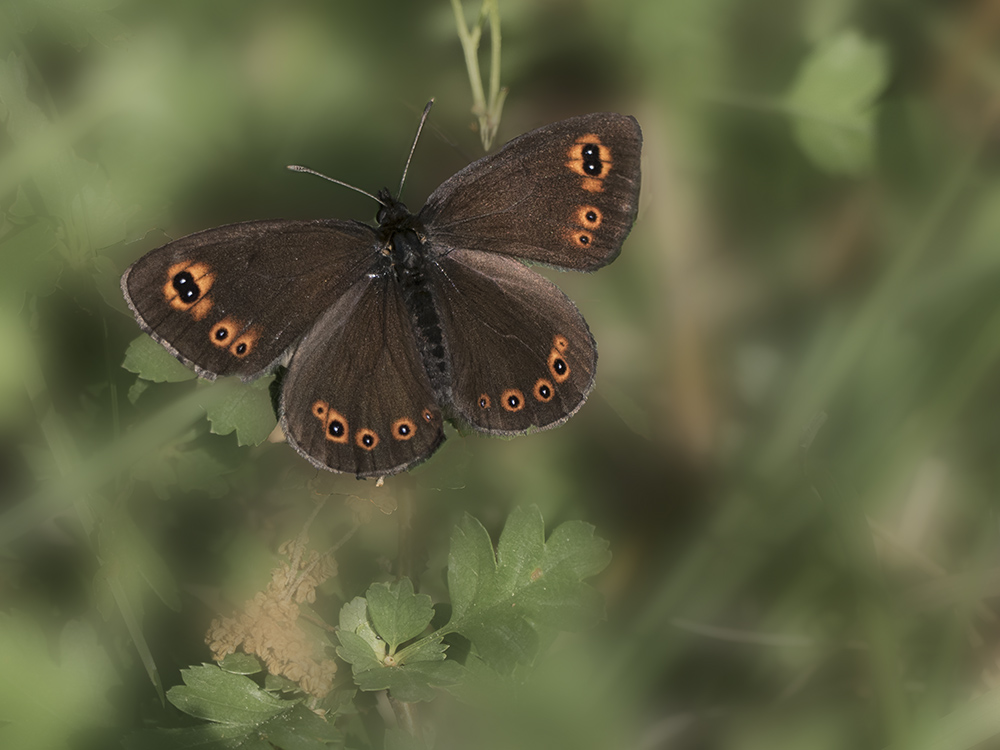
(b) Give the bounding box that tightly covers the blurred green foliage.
[3,0,1000,748]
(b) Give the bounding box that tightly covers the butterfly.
[121,111,642,478]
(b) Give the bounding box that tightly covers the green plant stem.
[449,0,506,150]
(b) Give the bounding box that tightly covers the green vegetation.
[2,1,1000,748]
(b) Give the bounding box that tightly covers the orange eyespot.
[312,400,328,419]
[565,134,613,188]
[392,417,417,441]
[501,389,525,412]
[422,408,435,423]
[230,326,261,358]
[548,348,570,383]
[576,205,603,228]
[324,409,349,443]
[573,231,592,247]
[553,335,569,352]
[356,428,379,450]
[534,379,555,402]
[478,393,491,409]
[210,318,241,348]
[164,261,216,312]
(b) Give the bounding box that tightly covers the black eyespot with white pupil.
[398,423,410,436]
[553,358,567,375]
[539,384,550,398]
[235,343,247,355]
[508,394,520,408]
[214,327,228,341]
[329,420,344,437]
[581,144,603,176]
[172,271,199,302]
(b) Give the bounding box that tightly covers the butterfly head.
[375,188,415,229]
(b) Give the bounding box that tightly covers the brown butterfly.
[121,112,642,478]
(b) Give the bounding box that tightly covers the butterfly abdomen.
[387,227,451,400]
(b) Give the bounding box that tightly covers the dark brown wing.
[420,113,642,271]
[430,248,596,435]
[280,275,445,478]
[121,219,376,380]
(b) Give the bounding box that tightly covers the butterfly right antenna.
[397,99,434,199]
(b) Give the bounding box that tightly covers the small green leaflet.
[785,30,889,176]
[122,334,196,383]
[201,375,276,447]
[336,586,460,703]
[366,579,434,652]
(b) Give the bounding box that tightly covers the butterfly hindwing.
[420,113,642,271]
[431,248,596,434]
[121,219,376,380]
[280,275,445,478]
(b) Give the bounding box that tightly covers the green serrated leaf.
[338,596,381,653]
[203,376,276,446]
[443,507,610,672]
[447,513,499,621]
[167,665,287,725]
[336,629,383,672]
[366,579,434,651]
[541,520,612,580]
[785,29,889,175]
[494,505,546,597]
[122,334,196,383]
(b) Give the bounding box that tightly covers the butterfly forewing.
[431,248,596,435]
[280,276,445,478]
[420,113,642,271]
[121,219,376,380]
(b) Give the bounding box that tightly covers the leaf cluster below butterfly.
[121,112,642,478]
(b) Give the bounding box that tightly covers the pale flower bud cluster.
[206,542,339,698]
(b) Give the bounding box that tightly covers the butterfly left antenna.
[397,99,434,198]
[285,165,386,206]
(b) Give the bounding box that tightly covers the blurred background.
[3,0,1000,748]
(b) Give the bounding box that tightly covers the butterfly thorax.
[375,192,451,401]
